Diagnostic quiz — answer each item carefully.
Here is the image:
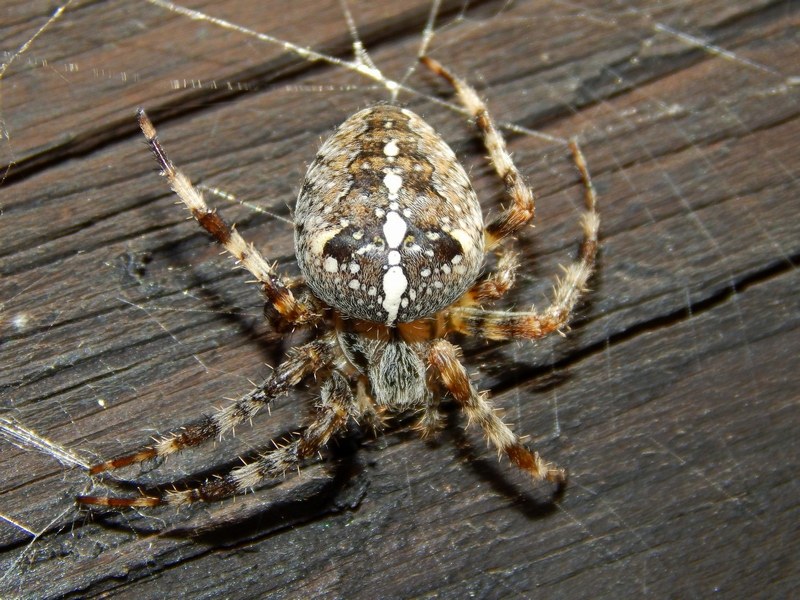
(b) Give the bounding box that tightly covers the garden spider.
[78,57,598,508]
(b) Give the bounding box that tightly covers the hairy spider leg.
[428,340,566,485]
[79,371,354,507]
[81,335,337,484]
[447,139,599,341]
[138,109,321,329]
[421,56,537,250]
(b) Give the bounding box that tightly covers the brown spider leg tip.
[88,463,109,476]
[88,448,158,475]
[77,495,161,508]
[419,56,456,84]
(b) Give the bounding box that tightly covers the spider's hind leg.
[420,56,536,249]
[422,57,599,330]
[455,247,519,308]
[78,371,355,507]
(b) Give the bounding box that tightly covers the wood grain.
[1,0,798,598]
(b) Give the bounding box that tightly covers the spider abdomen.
[295,105,484,325]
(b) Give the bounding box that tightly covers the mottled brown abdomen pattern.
[295,105,484,325]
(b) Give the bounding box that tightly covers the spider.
[78,57,598,508]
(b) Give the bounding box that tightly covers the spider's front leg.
[421,56,536,249]
[447,139,599,342]
[80,334,337,485]
[428,339,566,487]
[138,109,321,330]
[78,371,354,507]
[422,57,599,321]
[455,248,519,308]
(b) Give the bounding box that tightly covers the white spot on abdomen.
[383,171,402,198]
[310,228,339,255]
[323,256,338,273]
[383,139,399,157]
[382,266,408,324]
[383,211,407,248]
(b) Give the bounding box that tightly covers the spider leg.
[354,377,386,435]
[415,393,443,439]
[447,139,599,341]
[455,248,519,308]
[78,371,354,508]
[84,334,338,477]
[421,56,536,249]
[138,109,320,328]
[428,340,565,485]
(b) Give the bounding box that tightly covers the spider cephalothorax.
[78,57,598,509]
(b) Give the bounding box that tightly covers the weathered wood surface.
[1,0,798,598]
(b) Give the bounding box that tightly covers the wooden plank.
[1,0,798,597]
